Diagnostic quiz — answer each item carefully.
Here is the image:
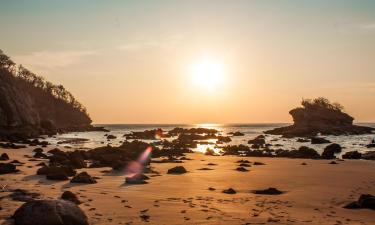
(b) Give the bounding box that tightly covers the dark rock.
[229,131,245,136]
[13,200,89,225]
[61,191,81,204]
[204,148,216,156]
[344,194,375,210]
[34,152,47,158]
[296,138,310,142]
[0,153,9,160]
[288,146,320,159]
[321,143,342,159]
[248,135,266,145]
[37,165,76,180]
[106,134,117,139]
[0,163,18,174]
[33,148,44,153]
[362,151,375,160]
[167,166,187,174]
[125,174,149,184]
[9,189,41,202]
[217,136,232,143]
[208,187,216,191]
[252,187,284,195]
[342,151,362,159]
[238,163,251,167]
[311,137,331,144]
[236,159,250,163]
[71,172,97,184]
[329,161,338,164]
[236,166,249,172]
[253,161,265,165]
[222,188,236,194]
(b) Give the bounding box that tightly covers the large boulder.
[13,199,89,225]
[61,191,81,205]
[37,166,76,180]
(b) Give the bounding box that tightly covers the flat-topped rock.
[265,98,374,137]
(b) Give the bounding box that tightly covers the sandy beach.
[1,145,374,225]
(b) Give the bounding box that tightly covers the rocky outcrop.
[265,98,374,137]
[0,50,97,140]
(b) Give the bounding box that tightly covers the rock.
[367,143,375,148]
[253,161,265,165]
[229,131,245,136]
[329,161,338,164]
[236,166,249,172]
[362,151,375,160]
[33,148,44,153]
[265,98,374,137]
[344,194,375,210]
[167,166,187,174]
[342,151,362,159]
[125,174,149,184]
[311,137,331,144]
[34,152,47,158]
[217,136,232,143]
[222,188,236,194]
[236,159,250,163]
[71,172,97,184]
[321,143,342,159]
[0,153,9,160]
[106,134,117,139]
[13,200,89,225]
[252,187,284,195]
[61,191,81,204]
[0,163,18,174]
[288,146,320,159]
[248,135,266,145]
[37,165,76,180]
[10,189,41,202]
[204,148,216,156]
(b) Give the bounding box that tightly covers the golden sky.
[1,1,375,123]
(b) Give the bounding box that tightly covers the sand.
[0,145,374,225]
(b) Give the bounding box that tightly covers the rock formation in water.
[0,50,98,140]
[265,97,374,137]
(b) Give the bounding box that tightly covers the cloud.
[117,34,184,51]
[13,50,96,73]
[360,23,375,30]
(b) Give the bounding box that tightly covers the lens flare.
[124,146,153,177]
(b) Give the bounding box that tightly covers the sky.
[1,0,375,124]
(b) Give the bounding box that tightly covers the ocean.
[43,123,375,158]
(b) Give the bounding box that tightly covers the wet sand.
[0,146,374,225]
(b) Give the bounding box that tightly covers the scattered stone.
[253,161,265,165]
[167,166,187,174]
[61,191,81,204]
[222,188,236,194]
[311,137,331,144]
[0,153,9,161]
[107,134,117,139]
[71,172,97,184]
[236,166,249,172]
[342,151,362,159]
[0,163,19,174]
[208,187,216,191]
[322,143,342,159]
[125,174,149,184]
[252,187,284,195]
[238,163,251,167]
[229,131,245,136]
[9,189,41,202]
[13,200,89,225]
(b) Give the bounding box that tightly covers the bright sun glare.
[189,57,225,90]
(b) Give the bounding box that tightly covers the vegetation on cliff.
[0,50,93,139]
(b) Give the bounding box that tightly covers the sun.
[189,57,225,90]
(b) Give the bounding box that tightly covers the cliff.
[0,50,94,140]
[265,97,374,137]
